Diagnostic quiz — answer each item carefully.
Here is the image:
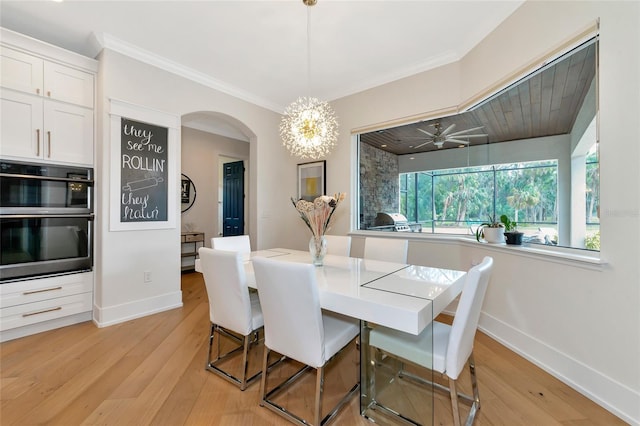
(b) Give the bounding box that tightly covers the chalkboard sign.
[120,118,168,222]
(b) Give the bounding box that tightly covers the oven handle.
[0,172,94,185]
[0,213,95,220]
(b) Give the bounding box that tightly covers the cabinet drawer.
[184,233,204,243]
[0,272,93,309]
[0,292,92,332]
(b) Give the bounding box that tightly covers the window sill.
[349,230,605,271]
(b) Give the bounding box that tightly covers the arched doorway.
[180,112,255,251]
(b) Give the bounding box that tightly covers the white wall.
[330,2,639,423]
[180,126,249,245]
[93,49,292,326]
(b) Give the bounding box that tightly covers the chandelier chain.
[307,5,311,96]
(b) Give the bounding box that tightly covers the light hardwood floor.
[0,272,627,425]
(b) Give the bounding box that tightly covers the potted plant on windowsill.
[500,214,524,245]
[475,215,505,244]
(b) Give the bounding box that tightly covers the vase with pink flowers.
[291,193,345,266]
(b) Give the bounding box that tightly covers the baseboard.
[479,312,640,425]
[93,291,183,328]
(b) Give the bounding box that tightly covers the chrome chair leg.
[449,377,462,426]
[259,347,270,405]
[313,366,324,426]
[260,341,359,426]
[469,352,480,409]
[239,334,250,390]
[449,352,481,426]
[207,323,215,365]
[206,323,265,390]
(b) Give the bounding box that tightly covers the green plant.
[585,231,600,250]
[499,214,518,232]
[475,215,503,242]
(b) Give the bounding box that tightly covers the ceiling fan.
[412,121,488,149]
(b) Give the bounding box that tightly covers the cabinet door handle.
[23,286,63,295]
[36,88,40,95]
[36,129,41,156]
[47,131,52,158]
[47,90,51,97]
[22,307,62,317]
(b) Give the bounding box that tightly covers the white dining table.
[195,248,466,335]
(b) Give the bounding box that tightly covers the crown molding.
[1,27,98,72]
[93,32,284,113]
[325,50,460,102]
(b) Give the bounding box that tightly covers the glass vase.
[309,235,327,266]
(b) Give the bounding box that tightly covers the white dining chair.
[211,235,251,261]
[364,236,408,263]
[324,235,352,257]
[368,256,494,426]
[252,257,360,426]
[199,247,267,390]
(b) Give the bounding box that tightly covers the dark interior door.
[222,160,244,236]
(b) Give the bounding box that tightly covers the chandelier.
[280,0,338,160]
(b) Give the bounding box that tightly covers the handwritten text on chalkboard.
[120,118,168,222]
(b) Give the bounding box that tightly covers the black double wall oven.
[0,160,94,282]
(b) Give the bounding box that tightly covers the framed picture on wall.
[181,176,191,203]
[108,99,179,231]
[297,160,326,201]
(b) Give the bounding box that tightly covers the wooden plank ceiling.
[360,42,596,155]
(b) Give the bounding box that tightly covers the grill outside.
[369,212,422,232]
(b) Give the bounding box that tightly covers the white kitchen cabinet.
[1,46,94,108]
[0,46,44,95]
[0,29,97,342]
[0,89,93,164]
[43,99,93,164]
[0,89,42,159]
[0,271,94,342]
[0,41,95,166]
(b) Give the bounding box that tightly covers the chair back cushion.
[199,247,255,335]
[446,256,493,379]
[211,235,251,261]
[252,257,326,367]
[324,235,352,257]
[364,237,408,263]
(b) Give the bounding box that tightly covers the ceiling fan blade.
[440,123,456,136]
[417,128,435,137]
[444,138,471,144]
[454,134,488,138]
[414,141,433,149]
[448,126,485,136]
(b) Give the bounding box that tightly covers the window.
[358,37,599,251]
[585,147,600,250]
[400,160,563,244]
